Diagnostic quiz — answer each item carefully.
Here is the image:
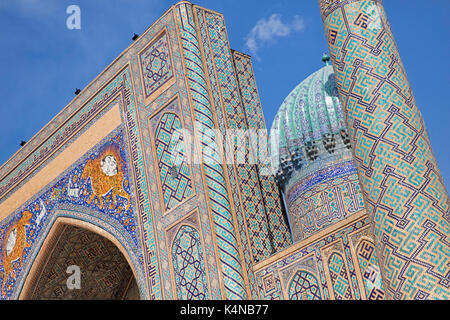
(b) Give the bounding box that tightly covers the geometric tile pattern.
[174,3,247,300]
[287,270,322,300]
[320,0,450,299]
[120,67,161,299]
[286,161,365,241]
[28,224,137,300]
[232,50,292,254]
[229,51,265,131]
[236,164,273,262]
[254,212,386,300]
[259,174,292,252]
[202,10,273,263]
[153,112,194,211]
[328,252,353,299]
[172,225,208,300]
[195,8,259,298]
[139,32,173,97]
[356,239,385,300]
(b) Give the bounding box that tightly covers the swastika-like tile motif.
[320,0,450,299]
[356,239,385,300]
[139,32,173,97]
[174,3,247,300]
[287,270,322,300]
[255,213,384,300]
[328,252,353,299]
[231,50,292,254]
[151,111,194,212]
[172,225,209,300]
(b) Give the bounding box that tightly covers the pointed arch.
[327,251,353,299]
[19,215,143,299]
[171,224,208,300]
[287,269,322,300]
[151,110,195,213]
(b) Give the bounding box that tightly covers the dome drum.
[269,62,366,243]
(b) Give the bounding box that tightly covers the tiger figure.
[81,148,131,211]
[1,210,33,296]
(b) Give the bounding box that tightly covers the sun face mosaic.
[0,128,144,299]
[0,1,446,301]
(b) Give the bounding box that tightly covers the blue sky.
[0,0,449,188]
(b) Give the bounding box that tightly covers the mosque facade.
[0,1,448,300]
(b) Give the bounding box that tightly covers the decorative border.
[253,211,386,300]
[0,126,146,299]
[147,95,196,215]
[164,209,211,300]
[138,27,176,105]
[173,3,247,300]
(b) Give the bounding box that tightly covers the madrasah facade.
[0,1,448,300]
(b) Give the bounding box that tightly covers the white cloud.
[0,0,59,17]
[245,14,305,60]
[292,15,305,32]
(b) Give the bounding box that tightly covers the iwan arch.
[0,1,448,300]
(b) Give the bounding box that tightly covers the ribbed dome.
[269,62,352,188]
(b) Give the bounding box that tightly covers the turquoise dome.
[269,62,352,188]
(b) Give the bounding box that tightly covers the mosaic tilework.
[0,71,135,204]
[269,64,347,190]
[195,7,259,298]
[230,52,264,127]
[201,9,275,263]
[154,113,194,210]
[231,50,292,254]
[150,101,194,212]
[236,164,273,262]
[174,3,247,300]
[287,270,322,300]
[165,212,210,300]
[286,160,365,241]
[321,238,360,299]
[0,128,145,299]
[255,213,385,300]
[139,32,174,97]
[0,59,158,298]
[28,224,137,300]
[110,69,159,299]
[128,10,225,300]
[130,7,226,300]
[347,224,384,300]
[320,0,450,299]
[172,225,208,300]
[327,252,353,299]
[356,239,385,299]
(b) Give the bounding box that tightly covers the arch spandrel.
[0,128,147,300]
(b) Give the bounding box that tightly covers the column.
[318,0,449,299]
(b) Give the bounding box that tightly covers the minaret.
[318,0,450,299]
